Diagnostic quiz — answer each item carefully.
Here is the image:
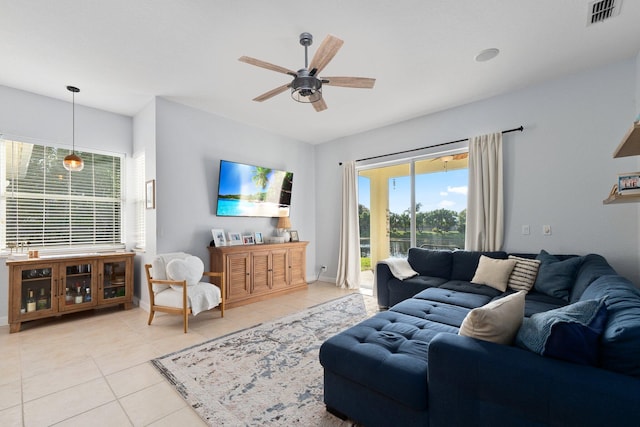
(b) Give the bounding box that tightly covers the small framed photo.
[243,234,255,245]
[145,180,155,209]
[254,232,264,244]
[211,229,226,247]
[290,230,299,242]
[618,172,640,194]
[228,232,242,245]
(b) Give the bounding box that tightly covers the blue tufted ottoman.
[319,307,461,427]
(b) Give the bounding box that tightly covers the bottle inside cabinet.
[65,263,92,305]
[20,267,53,313]
[26,289,36,313]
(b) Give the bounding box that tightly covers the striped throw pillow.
[507,256,541,292]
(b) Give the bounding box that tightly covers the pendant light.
[63,85,84,172]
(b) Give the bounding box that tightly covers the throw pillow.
[166,256,204,290]
[507,255,541,292]
[515,298,608,366]
[471,255,517,292]
[459,290,526,345]
[534,250,583,300]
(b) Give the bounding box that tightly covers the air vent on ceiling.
[588,0,621,25]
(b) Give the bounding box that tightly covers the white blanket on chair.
[380,258,419,280]
[189,283,222,316]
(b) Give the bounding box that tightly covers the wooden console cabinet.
[208,241,308,308]
[7,252,135,333]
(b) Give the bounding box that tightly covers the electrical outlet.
[543,225,552,236]
[321,265,327,271]
[521,225,530,235]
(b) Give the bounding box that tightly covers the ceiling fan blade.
[308,35,344,75]
[322,76,376,89]
[239,56,296,76]
[313,98,327,112]
[253,83,291,102]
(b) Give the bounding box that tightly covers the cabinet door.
[288,246,307,286]
[11,263,58,321]
[251,250,272,294]
[226,252,251,301]
[270,249,289,289]
[98,256,131,304]
[59,261,97,312]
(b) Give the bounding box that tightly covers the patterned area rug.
[151,293,373,426]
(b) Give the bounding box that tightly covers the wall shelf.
[604,121,640,204]
[603,191,640,204]
[613,121,640,158]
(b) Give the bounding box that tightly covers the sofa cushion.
[458,291,526,345]
[407,248,452,278]
[522,291,568,317]
[413,288,493,309]
[319,310,458,411]
[534,250,583,301]
[451,250,507,281]
[507,255,541,292]
[390,298,470,328]
[439,280,504,298]
[515,299,608,366]
[569,254,616,303]
[387,276,448,308]
[471,255,516,292]
[581,275,640,378]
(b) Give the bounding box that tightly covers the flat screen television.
[216,160,293,217]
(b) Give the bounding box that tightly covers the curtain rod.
[339,125,524,165]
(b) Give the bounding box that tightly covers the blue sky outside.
[358,169,468,214]
[218,161,264,195]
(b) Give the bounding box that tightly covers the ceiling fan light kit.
[239,32,375,111]
[291,68,322,103]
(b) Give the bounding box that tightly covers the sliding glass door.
[358,152,468,274]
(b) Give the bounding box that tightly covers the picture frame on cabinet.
[228,232,242,245]
[243,235,255,245]
[254,232,264,244]
[290,230,299,242]
[211,229,226,247]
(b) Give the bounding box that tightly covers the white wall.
[636,51,640,117]
[137,98,317,294]
[0,85,132,322]
[131,99,157,307]
[315,58,640,285]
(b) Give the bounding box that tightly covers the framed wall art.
[145,180,155,209]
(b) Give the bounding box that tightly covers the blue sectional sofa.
[319,248,640,427]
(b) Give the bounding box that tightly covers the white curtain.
[465,132,504,251]
[336,161,361,289]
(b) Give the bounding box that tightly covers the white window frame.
[1,136,125,252]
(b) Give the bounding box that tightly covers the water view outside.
[360,235,464,259]
[359,163,468,269]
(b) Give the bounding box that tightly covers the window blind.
[1,139,124,249]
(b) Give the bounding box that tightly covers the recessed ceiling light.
[475,48,500,62]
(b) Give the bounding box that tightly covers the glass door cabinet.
[7,252,134,333]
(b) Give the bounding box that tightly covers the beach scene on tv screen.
[216,161,293,217]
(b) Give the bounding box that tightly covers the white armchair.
[145,252,225,333]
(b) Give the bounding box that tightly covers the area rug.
[151,293,372,426]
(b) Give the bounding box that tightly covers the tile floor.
[0,281,365,427]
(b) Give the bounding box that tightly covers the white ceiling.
[1,1,639,144]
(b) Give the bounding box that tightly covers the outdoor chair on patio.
[145,252,225,333]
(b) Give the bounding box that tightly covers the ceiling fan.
[239,32,376,112]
